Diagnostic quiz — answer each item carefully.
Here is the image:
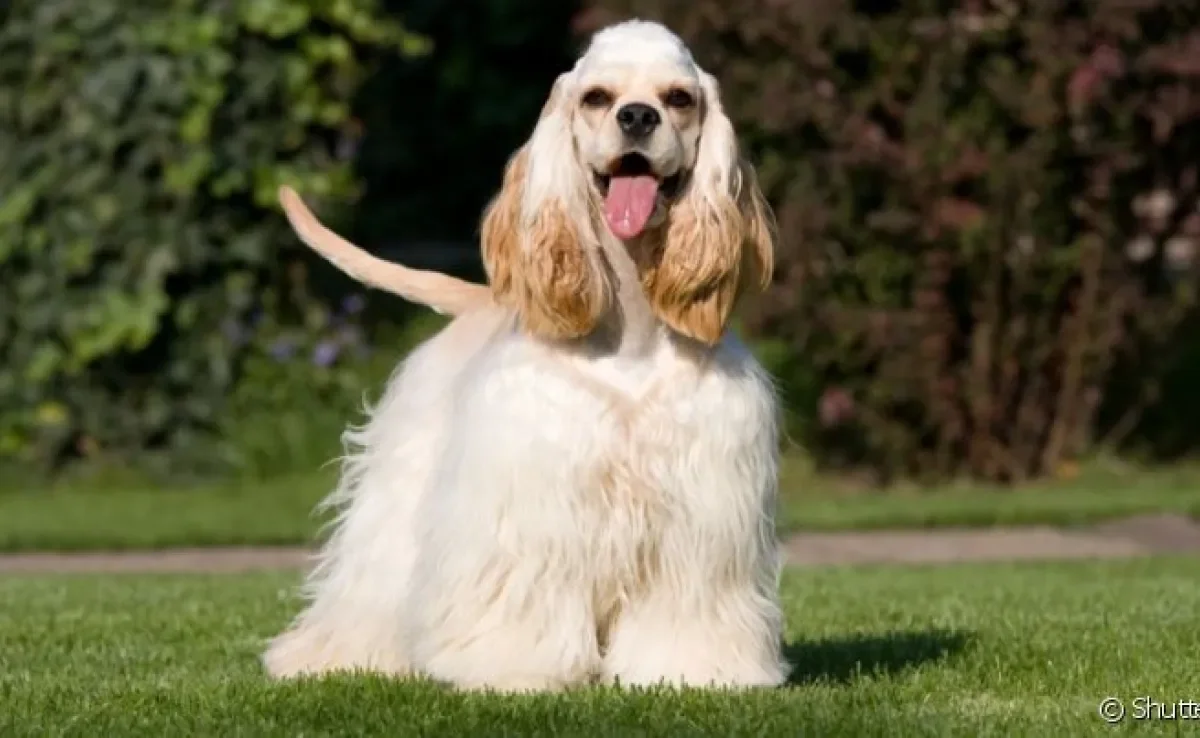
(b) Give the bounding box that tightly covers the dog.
[264,19,789,692]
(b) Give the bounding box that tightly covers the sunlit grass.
[2,558,1197,736]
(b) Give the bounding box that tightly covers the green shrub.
[0,0,427,467]
[581,1,1200,482]
[210,307,448,479]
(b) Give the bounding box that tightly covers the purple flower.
[269,338,296,361]
[312,340,341,367]
[341,294,366,315]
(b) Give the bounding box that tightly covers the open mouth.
[592,153,684,199]
[592,153,684,240]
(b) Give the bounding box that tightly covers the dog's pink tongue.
[604,175,659,240]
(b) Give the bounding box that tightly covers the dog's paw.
[262,626,410,679]
[262,628,332,678]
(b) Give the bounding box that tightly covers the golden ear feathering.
[479,73,614,342]
[640,73,775,346]
[479,149,613,342]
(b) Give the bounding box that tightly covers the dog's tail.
[277,186,493,316]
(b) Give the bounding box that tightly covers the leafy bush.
[0,0,426,466]
[211,306,447,479]
[581,1,1200,482]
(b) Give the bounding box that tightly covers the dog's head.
[481,20,775,345]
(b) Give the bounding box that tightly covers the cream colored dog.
[264,19,788,692]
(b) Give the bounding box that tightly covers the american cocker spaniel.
[264,19,789,691]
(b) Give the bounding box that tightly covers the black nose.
[615,103,661,138]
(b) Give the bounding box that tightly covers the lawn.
[773,458,1200,533]
[0,472,335,552]
[3,457,1200,552]
[2,558,1198,736]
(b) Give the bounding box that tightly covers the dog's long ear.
[480,72,612,341]
[643,72,775,345]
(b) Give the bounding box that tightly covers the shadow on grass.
[784,628,972,685]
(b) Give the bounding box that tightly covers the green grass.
[2,457,1200,552]
[2,558,1198,736]
[0,471,335,552]
[775,456,1200,532]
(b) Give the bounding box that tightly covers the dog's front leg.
[601,358,790,689]
[402,362,617,693]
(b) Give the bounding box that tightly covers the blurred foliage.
[210,309,448,479]
[7,0,1200,487]
[349,0,580,250]
[583,0,1200,482]
[0,0,426,467]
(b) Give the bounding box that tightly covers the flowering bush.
[211,298,447,478]
[582,0,1200,481]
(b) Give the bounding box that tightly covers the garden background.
[3,0,1200,540]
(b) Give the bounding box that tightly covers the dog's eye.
[581,88,613,108]
[663,88,695,109]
